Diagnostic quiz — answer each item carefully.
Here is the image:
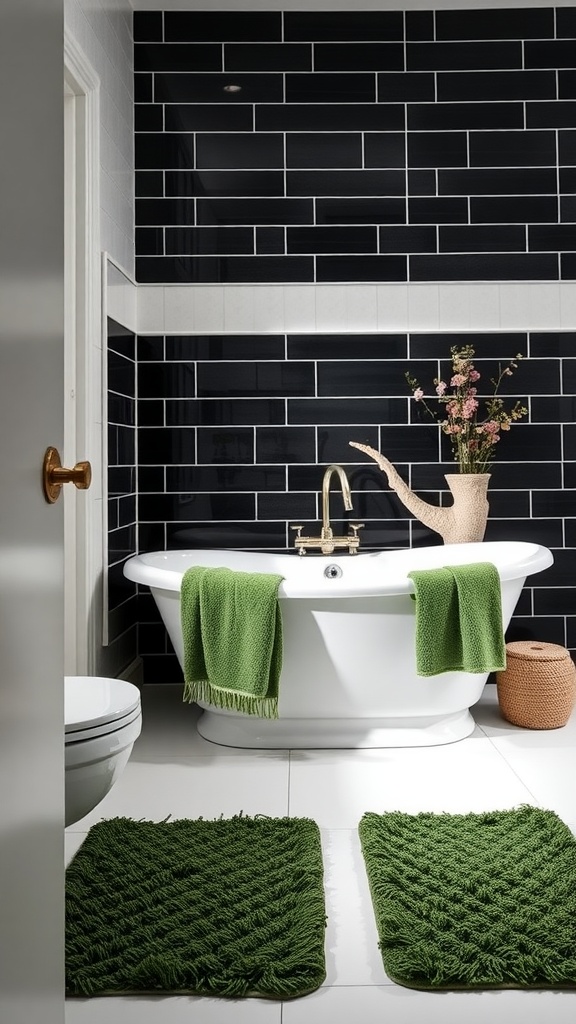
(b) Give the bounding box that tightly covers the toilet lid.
[65,676,141,734]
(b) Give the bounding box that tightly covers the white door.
[0,1,66,1020]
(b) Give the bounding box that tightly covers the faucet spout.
[322,464,353,536]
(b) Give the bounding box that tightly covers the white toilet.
[64,675,142,827]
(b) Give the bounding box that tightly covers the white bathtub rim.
[123,541,553,600]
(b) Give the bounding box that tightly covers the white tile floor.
[66,685,576,1024]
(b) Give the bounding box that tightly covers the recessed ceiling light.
[223,84,242,93]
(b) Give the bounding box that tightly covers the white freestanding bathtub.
[124,541,553,749]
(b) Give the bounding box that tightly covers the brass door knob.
[42,446,92,504]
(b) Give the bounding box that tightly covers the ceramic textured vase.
[349,441,491,545]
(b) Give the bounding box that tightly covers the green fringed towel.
[66,815,327,999]
[407,561,506,676]
[181,566,284,718]
[359,806,576,991]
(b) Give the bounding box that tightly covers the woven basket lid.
[505,640,570,663]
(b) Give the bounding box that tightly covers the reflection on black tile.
[437,71,556,102]
[166,465,286,492]
[407,42,522,72]
[166,522,287,550]
[136,134,195,170]
[165,12,282,42]
[284,11,403,42]
[197,198,313,226]
[288,398,408,425]
[165,105,254,132]
[258,492,316,521]
[316,254,406,282]
[166,171,285,197]
[108,394,135,426]
[139,362,195,399]
[317,425,379,464]
[108,351,135,397]
[164,401,197,426]
[197,427,254,465]
[410,253,558,281]
[108,466,135,496]
[139,492,255,522]
[287,226,376,254]
[316,197,406,225]
[190,398,285,427]
[485,518,564,548]
[137,336,164,361]
[287,334,407,360]
[196,133,284,170]
[165,227,254,255]
[136,255,314,284]
[257,104,403,132]
[197,361,315,398]
[154,74,283,105]
[108,525,137,566]
[286,133,362,169]
[408,102,523,131]
[288,170,405,197]
[285,73,376,104]
[409,332,527,359]
[225,43,311,71]
[167,334,285,360]
[318,360,428,397]
[256,427,316,464]
[138,427,196,465]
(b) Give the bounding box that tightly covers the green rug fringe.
[359,805,576,991]
[66,814,326,999]
[182,678,278,719]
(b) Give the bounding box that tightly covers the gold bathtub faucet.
[291,464,365,555]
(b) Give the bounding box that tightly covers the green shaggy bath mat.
[66,815,326,999]
[359,806,576,990]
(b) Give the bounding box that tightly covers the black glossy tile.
[197,361,315,399]
[135,172,163,197]
[133,11,163,42]
[256,104,403,132]
[109,425,135,466]
[317,360,429,398]
[529,225,576,251]
[529,332,576,357]
[197,198,313,226]
[561,197,576,223]
[408,132,467,168]
[439,225,526,253]
[562,359,576,395]
[470,130,556,167]
[285,73,376,105]
[564,465,576,490]
[255,427,316,464]
[108,466,136,496]
[108,525,137,566]
[165,227,254,255]
[197,427,254,465]
[225,44,311,72]
[436,7,553,39]
[135,105,163,132]
[134,74,153,103]
[256,226,285,254]
[484,518,563,548]
[377,72,435,102]
[258,492,316,521]
[479,490,531,519]
[408,170,437,196]
[531,397,576,423]
[316,255,406,282]
[108,323,135,359]
[196,133,283,170]
[164,402,198,427]
[166,522,287,551]
[379,226,436,253]
[408,102,523,131]
[288,397,408,426]
[135,134,194,170]
[488,461,561,490]
[108,394,135,426]
[166,466,286,492]
[557,8,576,36]
[166,335,286,361]
[286,133,363,169]
[137,336,164,360]
[534,588,576,616]
[539,549,576,587]
[189,399,285,427]
[138,401,164,427]
[138,523,167,551]
[165,105,254,133]
[559,131,576,165]
[135,44,221,73]
[408,197,468,224]
[406,11,434,42]
[166,171,285,197]
[409,332,527,359]
[561,254,576,279]
[108,351,135,397]
[139,362,195,400]
[136,199,195,225]
[136,228,164,256]
[525,41,576,70]
[135,256,314,284]
[287,170,405,197]
[117,495,137,530]
[409,253,558,281]
[527,102,576,129]
[317,425,379,465]
[315,43,403,72]
[139,493,255,521]
[407,42,522,72]
[471,195,558,224]
[439,168,558,196]
[287,226,376,254]
[560,168,576,192]
[284,11,403,42]
[164,12,282,42]
[154,74,283,105]
[437,71,556,102]
[559,72,576,100]
[364,134,406,168]
[288,334,407,360]
[316,197,406,225]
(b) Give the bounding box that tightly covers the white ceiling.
[129,1,576,11]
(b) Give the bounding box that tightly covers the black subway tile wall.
[134,330,576,681]
[135,7,576,284]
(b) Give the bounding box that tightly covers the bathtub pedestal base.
[196,707,476,749]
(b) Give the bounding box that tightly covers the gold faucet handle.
[290,525,304,537]
[349,523,365,537]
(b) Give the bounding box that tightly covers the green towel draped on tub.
[181,566,284,718]
[407,561,506,677]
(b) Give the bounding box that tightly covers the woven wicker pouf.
[496,640,576,729]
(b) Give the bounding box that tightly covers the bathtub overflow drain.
[324,564,343,579]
